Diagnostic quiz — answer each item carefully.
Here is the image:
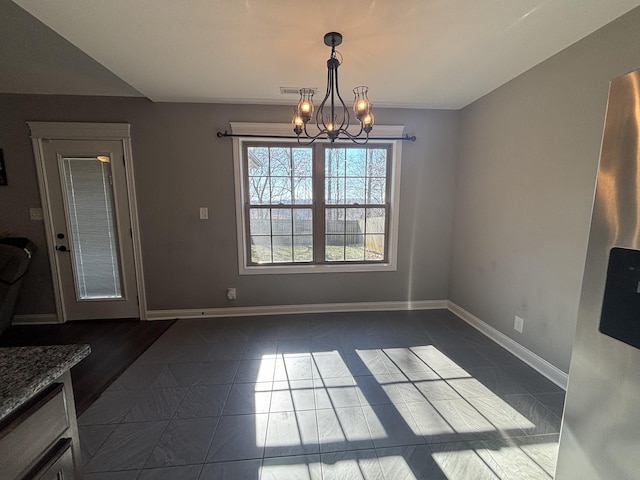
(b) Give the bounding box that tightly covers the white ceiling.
[5,0,640,109]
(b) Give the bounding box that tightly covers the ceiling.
[3,0,640,109]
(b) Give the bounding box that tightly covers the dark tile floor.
[78,309,564,479]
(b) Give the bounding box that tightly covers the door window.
[61,156,123,300]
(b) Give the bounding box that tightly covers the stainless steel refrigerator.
[556,68,640,479]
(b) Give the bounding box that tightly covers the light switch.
[29,208,44,221]
[199,207,209,220]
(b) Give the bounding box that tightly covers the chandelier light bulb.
[295,88,315,124]
[353,86,372,123]
[362,110,374,133]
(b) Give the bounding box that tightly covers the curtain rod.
[216,131,417,141]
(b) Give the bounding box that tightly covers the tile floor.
[78,309,564,479]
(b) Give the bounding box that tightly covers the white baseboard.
[12,313,60,325]
[447,301,568,390]
[146,299,448,321]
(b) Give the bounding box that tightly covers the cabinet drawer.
[27,438,75,480]
[0,384,70,480]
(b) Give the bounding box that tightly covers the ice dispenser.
[599,247,640,349]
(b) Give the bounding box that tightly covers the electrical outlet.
[514,315,524,333]
[227,287,236,300]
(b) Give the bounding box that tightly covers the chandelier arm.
[302,121,326,141]
[332,62,350,132]
[339,123,366,140]
[338,127,369,145]
[315,63,333,131]
[341,136,370,145]
[331,43,339,125]
[295,135,320,146]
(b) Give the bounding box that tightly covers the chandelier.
[292,32,374,144]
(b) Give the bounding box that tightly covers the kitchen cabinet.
[0,345,90,480]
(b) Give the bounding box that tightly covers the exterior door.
[40,139,139,320]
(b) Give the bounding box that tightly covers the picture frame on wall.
[0,149,6,186]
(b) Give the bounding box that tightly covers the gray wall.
[450,7,640,372]
[0,97,459,314]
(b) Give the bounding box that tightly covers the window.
[246,145,314,264]
[324,146,389,262]
[232,123,404,274]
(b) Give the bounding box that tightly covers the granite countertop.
[0,344,91,419]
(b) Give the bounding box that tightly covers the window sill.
[239,262,397,275]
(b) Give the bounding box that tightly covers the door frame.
[28,122,147,322]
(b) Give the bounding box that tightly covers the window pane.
[62,157,122,300]
[247,147,269,176]
[345,209,365,261]
[250,208,271,235]
[367,149,387,204]
[270,148,291,176]
[325,235,345,261]
[345,209,365,254]
[247,146,315,208]
[271,208,292,235]
[293,235,313,262]
[293,148,312,176]
[270,177,291,204]
[272,236,293,262]
[346,207,365,222]
[366,177,386,204]
[345,177,365,204]
[293,177,312,204]
[366,208,386,234]
[345,239,365,261]
[293,209,313,234]
[325,147,388,207]
[346,149,366,177]
[249,176,270,205]
[367,149,387,178]
[250,207,313,264]
[365,234,385,260]
[326,208,345,233]
[325,148,346,177]
[325,176,345,204]
[251,236,272,263]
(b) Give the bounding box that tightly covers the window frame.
[232,122,404,275]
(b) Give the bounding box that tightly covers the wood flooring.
[0,319,175,415]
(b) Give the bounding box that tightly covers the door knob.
[56,245,68,252]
